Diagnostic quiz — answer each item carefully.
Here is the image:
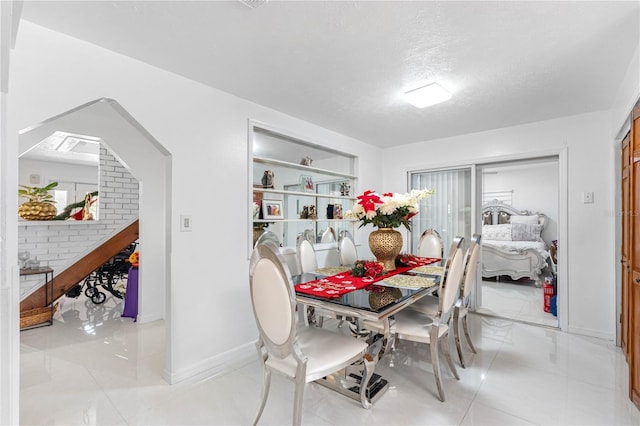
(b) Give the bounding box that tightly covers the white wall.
[18,158,97,189]
[7,21,382,387]
[483,161,559,244]
[382,111,615,339]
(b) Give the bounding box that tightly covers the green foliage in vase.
[18,181,58,204]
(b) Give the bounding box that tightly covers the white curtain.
[410,168,472,255]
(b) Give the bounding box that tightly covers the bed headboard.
[481,199,546,229]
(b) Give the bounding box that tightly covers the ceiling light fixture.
[403,83,452,108]
[239,0,268,9]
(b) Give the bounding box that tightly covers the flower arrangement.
[345,189,434,230]
[128,251,139,268]
[351,260,384,279]
[396,253,427,267]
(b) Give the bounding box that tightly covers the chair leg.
[441,332,459,380]
[462,314,477,354]
[292,375,305,426]
[453,306,465,368]
[252,367,271,426]
[430,326,445,402]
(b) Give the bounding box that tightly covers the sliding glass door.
[409,167,473,255]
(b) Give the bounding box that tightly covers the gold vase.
[368,228,402,272]
[18,202,57,221]
[369,287,403,310]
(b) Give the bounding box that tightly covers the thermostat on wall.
[29,174,41,185]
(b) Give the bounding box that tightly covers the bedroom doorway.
[476,157,559,328]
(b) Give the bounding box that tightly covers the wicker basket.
[20,303,58,329]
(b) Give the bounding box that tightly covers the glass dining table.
[293,260,442,407]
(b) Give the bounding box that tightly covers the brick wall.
[18,146,139,299]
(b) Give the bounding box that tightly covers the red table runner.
[295,257,440,299]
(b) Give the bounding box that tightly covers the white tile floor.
[477,279,559,327]
[20,293,639,425]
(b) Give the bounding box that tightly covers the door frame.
[403,148,568,331]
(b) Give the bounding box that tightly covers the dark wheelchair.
[66,242,137,305]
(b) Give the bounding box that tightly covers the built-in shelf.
[253,219,357,223]
[250,124,358,252]
[254,156,357,180]
[252,187,355,200]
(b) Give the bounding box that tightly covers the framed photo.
[333,203,343,219]
[262,199,284,220]
[299,174,314,192]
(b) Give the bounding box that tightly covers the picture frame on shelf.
[333,203,343,219]
[299,174,314,192]
[262,199,284,220]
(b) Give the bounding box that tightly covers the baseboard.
[567,325,615,341]
[136,313,164,324]
[163,340,256,385]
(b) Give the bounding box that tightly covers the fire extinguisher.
[543,278,554,313]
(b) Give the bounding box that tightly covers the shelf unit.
[250,124,357,250]
[19,267,54,330]
[254,156,357,180]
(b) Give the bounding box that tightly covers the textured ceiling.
[19,1,640,147]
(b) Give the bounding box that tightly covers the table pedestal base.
[316,367,389,406]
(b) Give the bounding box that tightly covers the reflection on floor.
[477,278,558,327]
[20,293,638,425]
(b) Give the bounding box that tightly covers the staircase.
[20,220,139,312]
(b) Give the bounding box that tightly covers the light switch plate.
[582,192,594,204]
[180,215,192,232]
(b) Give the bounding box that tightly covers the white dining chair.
[338,232,358,266]
[417,228,443,259]
[411,235,481,366]
[249,243,371,425]
[297,238,318,274]
[320,226,336,243]
[254,230,280,249]
[453,233,481,368]
[409,236,464,317]
[296,238,324,326]
[362,240,466,402]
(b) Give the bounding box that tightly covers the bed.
[481,199,550,286]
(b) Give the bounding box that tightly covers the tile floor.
[20,292,639,425]
[477,278,559,327]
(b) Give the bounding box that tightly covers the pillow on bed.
[511,222,542,241]
[510,214,539,225]
[482,224,512,241]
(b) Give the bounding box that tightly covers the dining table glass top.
[293,263,441,320]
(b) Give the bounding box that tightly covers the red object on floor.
[543,280,554,313]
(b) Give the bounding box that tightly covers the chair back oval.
[249,244,296,358]
[417,228,443,259]
[254,230,280,248]
[439,247,464,315]
[338,234,358,266]
[462,234,482,299]
[320,227,336,243]
[443,236,464,271]
[297,238,318,274]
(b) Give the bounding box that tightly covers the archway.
[18,97,173,373]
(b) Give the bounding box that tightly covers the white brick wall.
[18,147,139,300]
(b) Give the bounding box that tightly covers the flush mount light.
[403,83,452,108]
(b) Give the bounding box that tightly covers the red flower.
[357,190,382,213]
[364,261,384,278]
[405,211,418,220]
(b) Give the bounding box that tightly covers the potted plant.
[18,181,58,220]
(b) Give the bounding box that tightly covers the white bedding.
[483,239,550,260]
